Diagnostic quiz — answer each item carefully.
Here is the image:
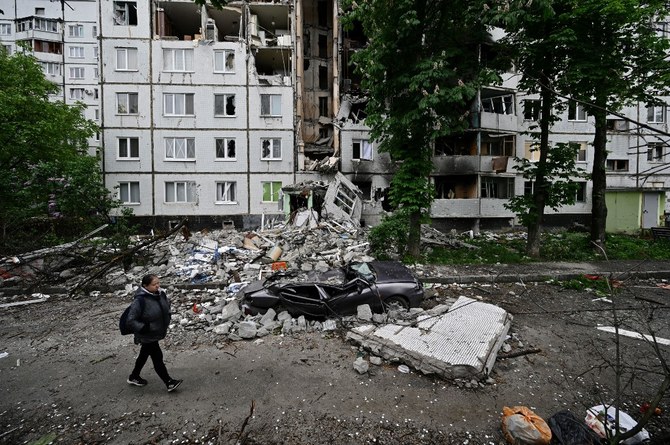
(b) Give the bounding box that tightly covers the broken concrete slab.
[346,296,512,380]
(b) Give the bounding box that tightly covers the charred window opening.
[481,135,515,156]
[352,181,372,200]
[434,135,474,156]
[319,97,328,117]
[114,1,138,26]
[318,34,327,58]
[433,176,478,199]
[523,99,540,120]
[317,0,329,27]
[319,65,328,90]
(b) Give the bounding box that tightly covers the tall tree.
[559,0,670,249]
[487,0,584,257]
[0,48,110,252]
[344,0,500,258]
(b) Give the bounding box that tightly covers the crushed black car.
[237,261,424,318]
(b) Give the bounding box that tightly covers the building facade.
[1,0,668,231]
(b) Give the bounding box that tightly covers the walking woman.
[126,274,183,392]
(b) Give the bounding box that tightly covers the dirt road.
[1,277,669,444]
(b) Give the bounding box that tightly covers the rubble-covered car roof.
[238,261,424,318]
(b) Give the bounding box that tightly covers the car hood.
[371,261,419,283]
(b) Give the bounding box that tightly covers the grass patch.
[424,231,670,265]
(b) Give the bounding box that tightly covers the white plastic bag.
[584,405,649,445]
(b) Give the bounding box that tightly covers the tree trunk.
[407,209,421,258]
[591,104,608,250]
[526,75,553,258]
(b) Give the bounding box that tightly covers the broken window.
[334,184,358,216]
[647,104,665,123]
[352,139,373,161]
[165,137,195,160]
[319,66,328,90]
[481,136,514,156]
[216,181,236,203]
[606,159,629,171]
[215,138,236,160]
[117,92,138,114]
[163,48,193,72]
[119,181,140,204]
[352,181,372,200]
[260,94,281,116]
[647,142,665,162]
[568,101,587,121]
[214,94,236,116]
[214,50,235,73]
[164,93,194,116]
[114,1,138,26]
[69,88,84,100]
[165,181,197,203]
[573,141,587,162]
[481,94,514,115]
[523,99,540,120]
[319,97,329,117]
[524,181,534,196]
[118,137,139,158]
[523,141,540,162]
[318,34,327,58]
[481,176,514,199]
[261,138,281,160]
[262,181,282,202]
[575,182,586,202]
[317,0,329,26]
[116,47,138,71]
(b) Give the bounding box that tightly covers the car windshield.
[349,262,375,282]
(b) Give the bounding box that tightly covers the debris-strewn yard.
[1,222,670,444]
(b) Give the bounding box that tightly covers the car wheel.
[383,295,409,311]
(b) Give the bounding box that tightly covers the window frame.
[116,92,139,115]
[213,49,235,73]
[69,46,84,58]
[568,101,587,122]
[575,182,587,203]
[163,48,194,72]
[572,141,587,162]
[647,105,665,124]
[69,66,85,79]
[0,24,11,36]
[115,47,138,71]
[119,181,140,204]
[69,88,85,100]
[163,93,195,116]
[215,138,236,161]
[352,139,373,161]
[68,24,84,37]
[113,1,138,26]
[215,181,237,204]
[606,159,629,172]
[260,94,281,117]
[165,181,197,203]
[165,137,196,161]
[118,137,140,159]
[214,93,236,117]
[261,138,282,160]
[261,181,283,203]
[647,142,665,162]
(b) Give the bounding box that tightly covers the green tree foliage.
[343,0,501,258]
[485,0,581,257]
[0,49,116,253]
[558,0,670,250]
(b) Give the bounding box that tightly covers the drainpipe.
[60,0,66,102]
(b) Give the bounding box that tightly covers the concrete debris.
[353,357,369,374]
[346,296,513,380]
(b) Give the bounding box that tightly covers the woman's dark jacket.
[126,286,171,344]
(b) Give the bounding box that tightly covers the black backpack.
[119,295,145,335]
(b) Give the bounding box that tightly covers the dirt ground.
[1,276,669,445]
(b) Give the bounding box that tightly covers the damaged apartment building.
[1,0,668,232]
